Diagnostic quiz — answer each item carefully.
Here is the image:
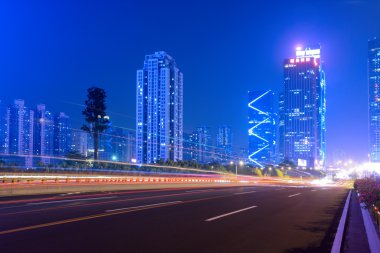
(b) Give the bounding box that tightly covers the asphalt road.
[0,185,348,253]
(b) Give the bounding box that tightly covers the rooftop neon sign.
[295,47,321,59]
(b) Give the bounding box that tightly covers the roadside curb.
[331,189,352,253]
[360,202,380,253]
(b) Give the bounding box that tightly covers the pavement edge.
[331,189,352,253]
[360,201,380,252]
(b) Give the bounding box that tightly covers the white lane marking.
[288,193,302,198]
[25,196,117,206]
[186,189,214,193]
[59,192,81,196]
[105,201,183,212]
[234,191,256,195]
[205,206,257,222]
[311,189,317,192]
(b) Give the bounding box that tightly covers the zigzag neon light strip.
[248,90,271,116]
[248,90,272,168]
[248,144,269,167]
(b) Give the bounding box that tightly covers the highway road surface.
[0,185,348,252]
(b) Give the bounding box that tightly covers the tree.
[81,87,110,160]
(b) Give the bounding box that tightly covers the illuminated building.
[216,125,233,164]
[0,100,8,155]
[277,92,285,162]
[53,112,71,156]
[281,45,326,167]
[195,126,212,164]
[136,51,183,164]
[248,90,276,167]
[34,104,54,164]
[71,129,88,157]
[369,38,380,162]
[182,131,200,162]
[7,99,34,167]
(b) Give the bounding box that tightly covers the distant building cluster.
[0,99,135,167]
[182,125,235,165]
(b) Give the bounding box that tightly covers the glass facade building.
[248,90,276,167]
[136,51,183,164]
[7,99,34,167]
[369,38,380,162]
[216,125,233,164]
[53,112,71,156]
[280,45,326,168]
[195,126,212,164]
[182,131,199,162]
[0,100,8,155]
[34,104,54,164]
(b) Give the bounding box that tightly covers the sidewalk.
[342,191,371,253]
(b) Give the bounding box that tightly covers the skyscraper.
[369,38,380,163]
[182,131,199,162]
[100,127,131,162]
[195,126,212,164]
[136,51,183,164]
[277,92,285,162]
[216,125,233,164]
[34,104,54,164]
[7,99,34,167]
[54,112,71,156]
[281,45,326,168]
[0,100,8,155]
[248,90,276,167]
[71,129,89,157]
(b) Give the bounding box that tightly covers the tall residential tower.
[369,38,380,162]
[216,125,233,164]
[136,51,183,164]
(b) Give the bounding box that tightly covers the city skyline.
[1,0,380,163]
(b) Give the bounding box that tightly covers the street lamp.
[230,160,244,177]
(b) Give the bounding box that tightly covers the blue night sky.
[1,0,380,163]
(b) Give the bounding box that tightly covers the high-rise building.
[248,90,276,167]
[100,127,132,162]
[369,38,380,162]
[216,125,233,164]
[136,51,183,164]
[0,100,8,156]
[277,92,285,162]
[281,45,326,168]
[34,104,54,164]
[195,126,212,164]
[7,99,34,167]
[53,112,71,156]
[125,131,136,163]
[71,129,89,157]
[182,131,199,162]
[182,132,192,161]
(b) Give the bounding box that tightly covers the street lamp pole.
[231,160,244,180]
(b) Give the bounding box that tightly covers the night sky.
[1,0,380,163]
